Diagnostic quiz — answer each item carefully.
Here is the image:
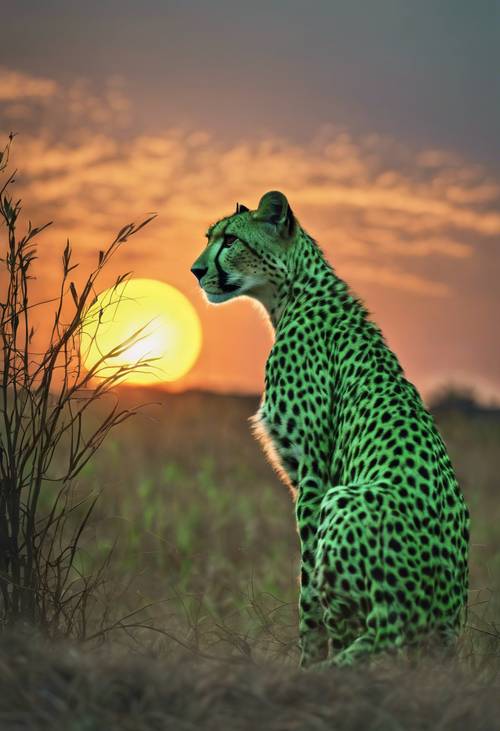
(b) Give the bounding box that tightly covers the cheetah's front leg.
[299,565,329,668]
[297,482,328,668]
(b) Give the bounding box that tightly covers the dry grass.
[0,390,498,728]
[2,389,499,729]
[61,389,499,657]
[1,629,500,731]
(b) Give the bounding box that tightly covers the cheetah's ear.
[235,202,249,214]
[253,190,296,237]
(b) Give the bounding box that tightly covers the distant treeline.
[429,386,500,417]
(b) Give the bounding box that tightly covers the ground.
[2,631,500,731]
[1,388,499,728]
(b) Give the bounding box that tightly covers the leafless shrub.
[0,135,155,636]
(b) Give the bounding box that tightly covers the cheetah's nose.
[191,266,208,282]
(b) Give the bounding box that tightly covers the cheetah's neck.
[266,228,361,330]
[261,228,403,402]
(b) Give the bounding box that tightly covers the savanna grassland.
[2,388,500,730]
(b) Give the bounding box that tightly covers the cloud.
[1,69,499,303]
[342,262,450,297]
[355,228,472,259]
[0,67,58,100]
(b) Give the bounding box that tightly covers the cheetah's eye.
[223,234,238,248]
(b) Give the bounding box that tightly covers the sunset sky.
[1,1,499,400]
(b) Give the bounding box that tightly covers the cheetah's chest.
[253,397,303,490]
[252,349,311,487]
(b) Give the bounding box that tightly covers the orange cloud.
[0,67,58,100]
[342,262,450,297]
[8,120,498,303]
[7,119,500,286]
[1,69,499,397]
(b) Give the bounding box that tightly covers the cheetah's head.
[190,191,296,304]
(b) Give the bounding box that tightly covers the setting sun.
[80,278,202,385]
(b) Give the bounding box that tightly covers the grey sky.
[4,0,500,164]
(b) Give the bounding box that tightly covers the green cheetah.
[191,191,469,667]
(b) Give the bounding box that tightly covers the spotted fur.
[191,191,469,667]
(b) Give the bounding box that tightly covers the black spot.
[300,524,311,542]
[324,570,336,584]
[388,538,402,552]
